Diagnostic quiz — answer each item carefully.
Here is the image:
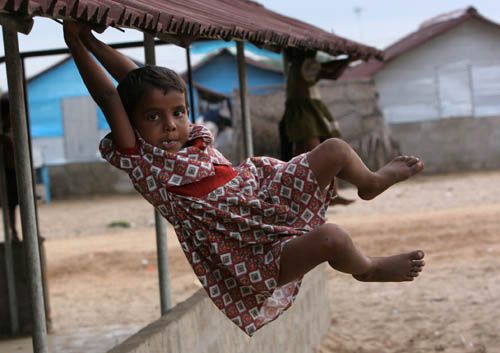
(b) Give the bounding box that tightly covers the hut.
[342,7,500,173]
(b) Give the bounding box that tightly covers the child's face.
[132,88,189,153]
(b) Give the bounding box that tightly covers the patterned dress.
[100,124,335,336]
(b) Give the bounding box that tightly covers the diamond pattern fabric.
[100,124,335,335]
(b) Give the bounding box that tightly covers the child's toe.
[407,157,419,166]
[410,250,425,260]
[412,259,425,267]
[411,161,424,172]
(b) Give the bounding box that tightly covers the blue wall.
[27,53,282,138]
[28,58,110,138]
[191,41,282,61]
[193,52,284,96]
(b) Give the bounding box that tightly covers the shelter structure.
[342,6,500,173]
[0,1,381,352]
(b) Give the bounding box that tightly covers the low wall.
[108,264,330,353]
[390,115,500,173]
[49,161,134,198]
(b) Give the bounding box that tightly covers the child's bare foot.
[358,156,424,200]
[352,250,425,282]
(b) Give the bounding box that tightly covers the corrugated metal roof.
[0,0,382,60]
[342,6,497,79]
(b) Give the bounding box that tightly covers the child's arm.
[79,27,138,83]
[63,21,136,149]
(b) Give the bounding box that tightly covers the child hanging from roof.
[64,21,425,336]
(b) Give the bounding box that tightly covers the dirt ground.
[1,170,499,353]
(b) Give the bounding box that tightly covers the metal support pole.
[22,56,52,332]
[154,210,170,312]
[3,27,48,353]
[236,41,254,157]
[0,114,19,335]
[144,33,171,314]
[185,46,196,123]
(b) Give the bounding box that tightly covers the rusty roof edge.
[0,1,383,60]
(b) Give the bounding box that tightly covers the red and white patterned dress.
[100,124,335,336]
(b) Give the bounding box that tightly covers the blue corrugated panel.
[193,52,284,96]
[28,58,112,138]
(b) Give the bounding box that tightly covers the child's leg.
[307,138,424,200]
[277,223,425,286]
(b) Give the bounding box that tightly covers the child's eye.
[173,110,185,118]
[147,113,161,121]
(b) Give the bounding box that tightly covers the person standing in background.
[280,49,354,205]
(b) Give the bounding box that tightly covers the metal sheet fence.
[381,61,500,123]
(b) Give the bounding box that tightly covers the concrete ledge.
[390,115,500,173]
[108,264,330,353]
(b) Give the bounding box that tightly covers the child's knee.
[317,223,352,257]
[319,138,351,163]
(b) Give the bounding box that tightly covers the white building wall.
[31,137,66,165]
[32,130,110,166]
[376,19,500,123]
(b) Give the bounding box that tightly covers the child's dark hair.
[117,65,188,118]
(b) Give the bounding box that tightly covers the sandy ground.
[1,170,499,353]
